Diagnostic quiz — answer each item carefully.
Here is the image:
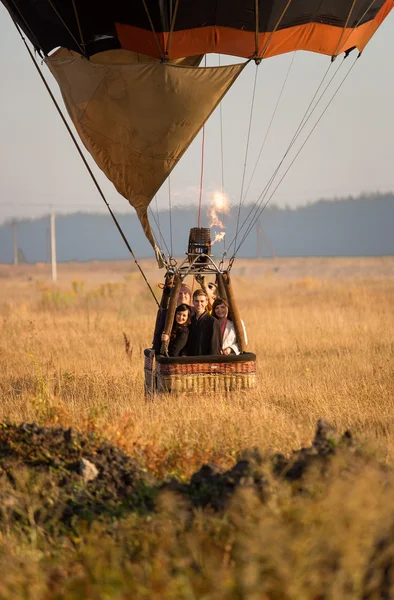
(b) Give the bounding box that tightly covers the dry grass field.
[0,256,393,599]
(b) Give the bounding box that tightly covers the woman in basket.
[160,303,191,357]
[212,297,247,355]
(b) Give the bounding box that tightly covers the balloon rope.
[197,56,207,228]
[4,0,41,50]
[337,0,378,57]
[233,63,258,252]
[149,199,170,257]
[165,0,180,58]
[197,126,205,228]
[141,0,165,60]
[332,0,358,59]
[71,0,86,55]
[10,18,160,307]
[226,58,336,256]
[242,51,296,206]
[257,0,294,61]
[234,55,360,257]
[46,0,86,56]
[218,54,226,254]
[168,176,173,256]
[254,0,259,58]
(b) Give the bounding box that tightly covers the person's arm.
[210,319,222,355]
[242,319,248,347]
[169,328,189,357]
[224,321,240,355]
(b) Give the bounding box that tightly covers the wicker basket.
[144,350,256,395]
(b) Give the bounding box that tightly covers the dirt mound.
[165,419,355,510]
[0,418,360,526]
[0,422,158,525]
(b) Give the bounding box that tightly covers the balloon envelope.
[3,1,393,59]
[2,0,393,261]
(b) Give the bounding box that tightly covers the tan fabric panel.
[47,50,244,263]
[49,47,203,66]
[89,49,203,67]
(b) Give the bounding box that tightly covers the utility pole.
[12,220,18,265]
[46,225,51,263]
[50,211,57,282]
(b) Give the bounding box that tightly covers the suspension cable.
[257,0,294,61]
[234,54,360,256]
[71,0,86,55]
[229,58,343,255]
[5,0,41,51]
[141,0,165,60]
[332,0,376,60]
[236,57,358,253]
[339,0,378,54]
[165,0,180,58]
[10,16,159,307]
[197,125,205,229]
[254,0,259,58]
[46,0,86,56]
[149,196,171,257]
[332,0,358,59]
[259,0,376,184]
[242,51,296,206]
[233,63,259,251]
[218,54,227,255]
[238,47,358,249]
[168,176,173,256]
[197,55,207,228]
[226,57,340,256]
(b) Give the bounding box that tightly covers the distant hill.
[0,193,393,264]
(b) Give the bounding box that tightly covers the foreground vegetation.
[0,258,393,599]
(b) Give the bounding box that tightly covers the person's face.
[175,309,189,325]
[177,290,191,305]
[214,303,228,319]
[208,284,218,301]
[193,294,208,315]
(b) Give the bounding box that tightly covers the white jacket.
[222,319,247,355]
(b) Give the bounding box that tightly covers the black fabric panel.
[173,0,386,32]
[5,0,76,53]
[4,0,121,55]
[1,0,387,55]
[279,0,386,30]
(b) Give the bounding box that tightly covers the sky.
[1,6,394,226]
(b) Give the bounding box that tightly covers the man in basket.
[186,289,222,356]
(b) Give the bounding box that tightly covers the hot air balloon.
[2,0,393,394]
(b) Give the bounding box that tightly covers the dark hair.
[174,303,191,327]
[171,303,191,340]
[212,297,233,321]
[176,303,191,315]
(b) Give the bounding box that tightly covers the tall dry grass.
[1,257,394,598]
[0,257,393,474]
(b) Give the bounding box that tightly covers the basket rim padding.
[144,348,256,364]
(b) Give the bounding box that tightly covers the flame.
[211,231,226,246]
[212,190,230,213]
[208,190,230,229]
[208,206,225,229]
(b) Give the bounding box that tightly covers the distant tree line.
[0,192,393,263]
